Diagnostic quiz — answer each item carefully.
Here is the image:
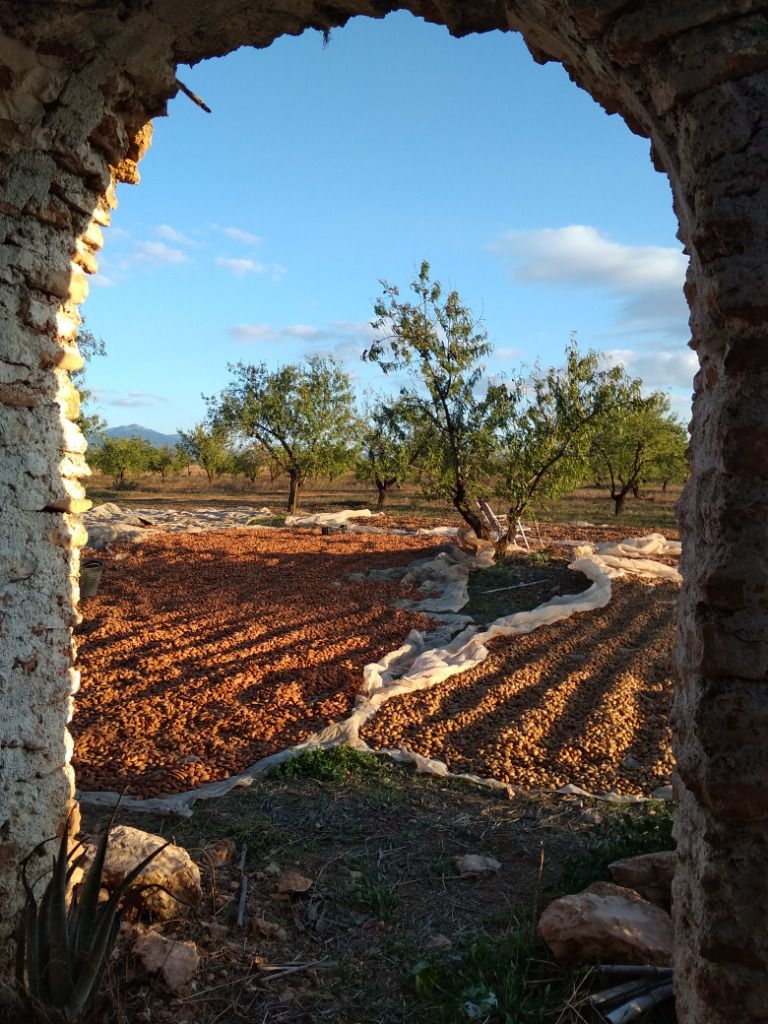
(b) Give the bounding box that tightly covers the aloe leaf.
[70,826,111,966]
[35,859,55,1004]
[44,825,75,1007]
[66,907,122,1018]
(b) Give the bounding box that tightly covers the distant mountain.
[104,424,182,447]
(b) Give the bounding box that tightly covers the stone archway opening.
[3,4,768,1022]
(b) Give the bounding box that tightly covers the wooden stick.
[236,842,248,927]
[481,580,543,595]
[175,78,212,114]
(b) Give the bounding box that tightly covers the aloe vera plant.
[15,813,169,1022]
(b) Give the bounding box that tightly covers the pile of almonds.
[361,577,676,796]
[73,522,678,801]
[72,528,437,797]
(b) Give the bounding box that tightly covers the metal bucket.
[80,559,103,599]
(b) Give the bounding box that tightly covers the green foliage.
[412,915,588,1023]
[89,436,153,487]
[146,444,175,478]
[176,421,233,484]
[211,356,358,512]
[16,815,168,1022]
[590,393,687,514]
[231,444,266,484]
[356,397,420,507]
[560,802,675,895]
[492,342,640,539]
[72,326,107,441]
[365,261,495,536]
[273,746,391,785]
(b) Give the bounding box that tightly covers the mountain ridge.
[104,423,181,447]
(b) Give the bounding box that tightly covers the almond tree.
[356,398,422,508]
[492,344,639,549]
[590,393,687,515]
[364,261,495,537]
[213,356,357,513]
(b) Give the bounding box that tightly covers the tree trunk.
[375,482,388,508]
[287,471,302,514]
[613,491,627,516]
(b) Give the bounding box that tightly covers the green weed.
[412,914,592,1023]
[560,802,674,895]
[272,745,392,785]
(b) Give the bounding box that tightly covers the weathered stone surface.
[133,931,200,992]
[608,850,676,909]
[538,881,673,966]
[80,826,202,921]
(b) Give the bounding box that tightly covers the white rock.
[134,931,199,992]
[608,850,676,909]
[80,825,201,921]
[538,881,673,966]
[454,854,501,876]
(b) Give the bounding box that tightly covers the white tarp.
[82,503,276,549]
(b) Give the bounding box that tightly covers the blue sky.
[81,11,693,435]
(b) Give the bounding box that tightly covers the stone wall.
[2,3,768,1020]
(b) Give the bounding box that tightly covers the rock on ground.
[538,880,673,965]
[80,825,201,921]
[133,930,200,992]
[608,850,676,910]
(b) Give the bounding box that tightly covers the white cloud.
[490,225,689,339]
[494,346,522,362]
[228,323,280,342]
[154,224,195,245]
[222,226,263,245]
[215,257,285,280]
[124,241,189,267]
[492,225,686,290]
[91,273,116,287]
[227,320,375,356]
[603,347,698,392]
[215,256,267,277]
[91,388,170,408]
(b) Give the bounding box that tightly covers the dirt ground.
[83,757,675,1024]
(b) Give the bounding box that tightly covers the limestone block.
[608,850,676,909]
[538,881,673,965]
[80,826,202,921]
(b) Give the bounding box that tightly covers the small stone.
[134,931,200,992]
[425,933,452,950]
[622,753,641,770]
[454,854,501,876]
[250,917,289,941]
[277,870,313,894]
[202,839,237,866]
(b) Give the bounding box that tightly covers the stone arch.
[2,3,768,1020]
